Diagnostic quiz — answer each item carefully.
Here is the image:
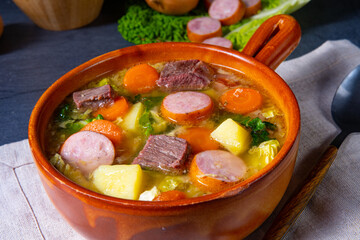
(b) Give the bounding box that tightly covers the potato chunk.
[211,118,250,155]
[92,164,143,200]
[121,102,144,133]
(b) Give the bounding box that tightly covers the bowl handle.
[241,14,301,70]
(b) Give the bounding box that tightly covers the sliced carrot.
[81,120,123,146]
[153,190,187,201]
[123,64,159,94]
[219,87,262,114]
[161,91,214,125]
[92,97,129,121]
[178,127,219,154]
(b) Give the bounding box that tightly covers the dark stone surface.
[0,0,359,145]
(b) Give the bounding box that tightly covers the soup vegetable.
[46,59,286,201]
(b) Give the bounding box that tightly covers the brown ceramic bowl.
[29,15,301,239]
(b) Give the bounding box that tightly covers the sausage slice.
[187,17,222,43]
[190,150,247,192]
[60,131,115,176]
[243,0,262,18]
[161,91,213,125]
[202,37,233,49]
[209,0,246,26]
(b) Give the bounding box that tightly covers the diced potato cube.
[211,118,250,155]
[92,164,143,200]
[121,102,144,133]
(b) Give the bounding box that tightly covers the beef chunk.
[133,135,191,175]
[157,60,214,91]
[73,84,115,109]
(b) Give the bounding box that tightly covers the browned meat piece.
[156,60,214,92]
[72,84,115,109]
[132,135,191,175]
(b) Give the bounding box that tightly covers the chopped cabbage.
[139,186,160,201]
[158,176,190,192]
[49,154,98,192]
[87,77,123,93]
[157,175,205,198]
[262,106,277,119]
[150,110,168,134]
[247,139,280,169]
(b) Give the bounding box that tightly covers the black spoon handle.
[263,145,338,240]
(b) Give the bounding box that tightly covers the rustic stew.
[45,59,286,201]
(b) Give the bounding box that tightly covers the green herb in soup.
[46,59,286,201]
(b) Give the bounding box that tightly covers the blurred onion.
[0,16,3,37]
[145,0,200,15]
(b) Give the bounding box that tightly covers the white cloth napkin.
[1,40,359,240]
[247,39,360,240]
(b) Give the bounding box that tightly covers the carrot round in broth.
[81,120,123,146]
[153,190,187,201]
[161,91,213,125]
[220,87,262,114]
[93,97,129,121]
[178,127,219,154]
[123,64,159,94]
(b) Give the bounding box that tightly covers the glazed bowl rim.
[28,42,300,210]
